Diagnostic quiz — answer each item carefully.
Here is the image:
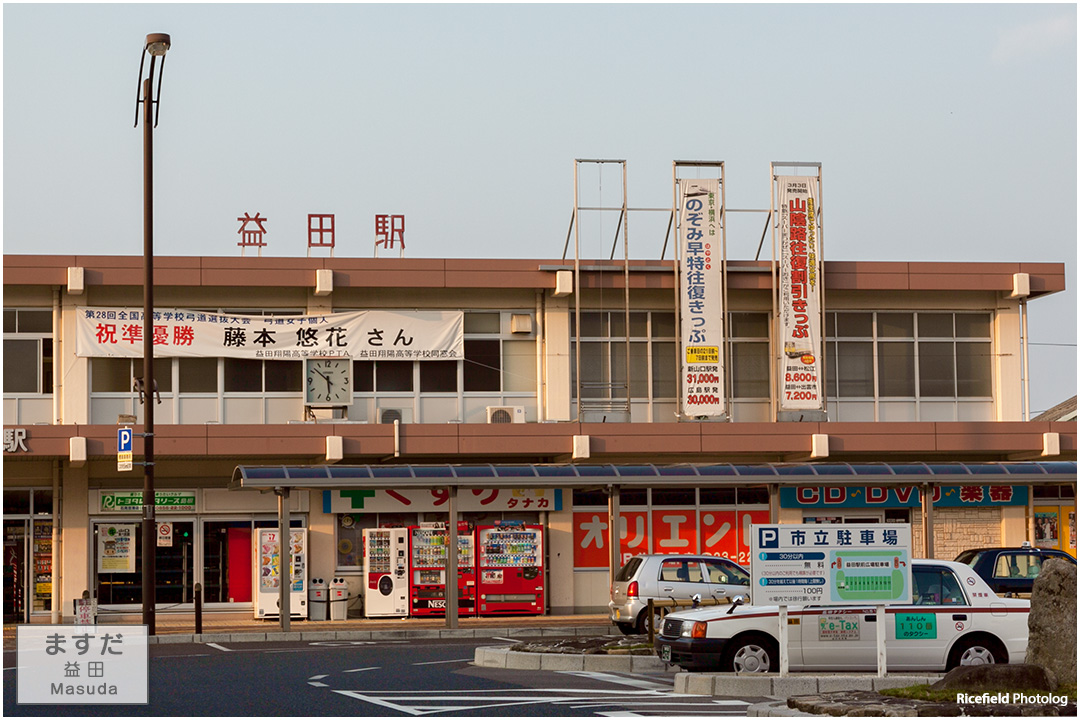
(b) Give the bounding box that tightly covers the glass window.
[878,342,915,396]
[732,343,769,398]
[835,313,873,338]
[503,340,537,393]
[918,342,955,397]
[353,361,375,392]
[2,309,14,333]
[700,487,736,504]
[179,358,218,393]
[610,342,647,398]
[955,313,991,338]
[956,343,992,397]
[919,314,953,338]
[878,314,914,338]
[420,361,457,392]
[265,360,301,392]
[651,342,676,398]
[224,358,262,392]
[651,313,676,337]
[16,310,52,333]
[610,312,648,337]
[151,358,172,393]
[730,313,769,338]
[464,339,500,391]
[464,312,500,334]
[375,361,413,392]
[4,489,31,514]
[91,358,133,392]
[651,488,695,505]
[704,558,750,585]
[3,340,38,392]
[835,341,873,397]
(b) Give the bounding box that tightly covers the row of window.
[3,308,995,402]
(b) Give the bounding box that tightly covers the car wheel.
[635,609,663,635]
[723,634,778,673]
[948,636,1006,669]
[616,622,636,636]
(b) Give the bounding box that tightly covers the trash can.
[309,578,328,621]
[330,577,350,621]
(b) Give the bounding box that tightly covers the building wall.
[932,506,1000,560]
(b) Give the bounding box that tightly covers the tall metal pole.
[140,68,157,636]
[136,32,170,634]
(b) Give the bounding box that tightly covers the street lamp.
[134,32,170,635]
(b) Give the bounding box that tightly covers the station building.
[3,253,1076,624]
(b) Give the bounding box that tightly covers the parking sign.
[117,427,133,472]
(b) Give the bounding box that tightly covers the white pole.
[779,605,789,676]
[876,604,887,677]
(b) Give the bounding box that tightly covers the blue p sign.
[759,527,779,549]
[118,427,133,453]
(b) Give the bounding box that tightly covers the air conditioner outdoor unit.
[486,406,526,424]
[380,408,413,424]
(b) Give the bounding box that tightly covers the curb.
[671,672,943,697]
[149,625,613,646]
[473,645,671,674]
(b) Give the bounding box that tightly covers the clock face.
[305,358,353,405]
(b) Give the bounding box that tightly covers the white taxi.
[654,559,1029,672]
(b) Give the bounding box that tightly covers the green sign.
[895,612,936,639]
[831,550,909,602]
[100,490,196,513]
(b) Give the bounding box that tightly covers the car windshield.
[954,550,980,567]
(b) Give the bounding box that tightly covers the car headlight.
[682,621,707,639]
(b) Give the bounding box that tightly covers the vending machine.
[363,527,409,617]
[253,528,308,619]
[476,523,544,615]
[408,523,476,617]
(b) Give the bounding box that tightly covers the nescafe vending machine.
[408,523,476,617]
[476,523,544,615]
[362,527,409,617]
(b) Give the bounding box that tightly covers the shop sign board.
[750,524,911,606]
[780,484,1029,508]
[75,306,463,361]
[99,490,195,513]
[326,487,558,514]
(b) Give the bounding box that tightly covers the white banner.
[75,307,463,360]
[777,176,824,413]
[678,179,725,418]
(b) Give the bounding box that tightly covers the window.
[91,357,172,393]
[3,309,53,394]
[912,567,968,606]
[827,311,993,409]
[731,313,769,399]
[659,559,704,583]
[571,311,676,400]
[420,361,457,392]
[704,558,749,585]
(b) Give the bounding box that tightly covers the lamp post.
[135,32,170,635]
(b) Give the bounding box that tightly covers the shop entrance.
[203,521,253,604]
[93,520,196,606]
[4,520,27,623]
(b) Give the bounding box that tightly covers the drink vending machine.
[363,528,409,617]
[408,523,476,617]
[253,528,308,619]
[476,523,544,615]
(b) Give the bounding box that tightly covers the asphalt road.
[4,636,769,716]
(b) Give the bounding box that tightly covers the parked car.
[653,559,1029,672]
[609,554,750,635]
[954,543,1076,596]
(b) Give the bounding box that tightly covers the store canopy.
[231,461,1077,491]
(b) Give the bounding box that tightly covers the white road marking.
[309,674,328,680]
[560,671,673,691]
[342,666,381,673]
[412,658,471,666]
[205,642,232,652]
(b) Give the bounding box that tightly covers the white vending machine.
[363,527,409,617]
[253,528,308,619]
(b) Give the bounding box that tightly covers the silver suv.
[609,554,750,635]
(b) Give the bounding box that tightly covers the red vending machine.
[408,523,476,617]
[476,523,544,615]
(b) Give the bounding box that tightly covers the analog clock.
[304,358,353,406]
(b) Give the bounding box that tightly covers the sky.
[3,3,1076,416]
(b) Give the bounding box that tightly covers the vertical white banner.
[777,176,824,414]
[678,178,725,418]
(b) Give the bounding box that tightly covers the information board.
[750,524,912,606]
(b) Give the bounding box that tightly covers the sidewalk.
[3,613,613,650]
